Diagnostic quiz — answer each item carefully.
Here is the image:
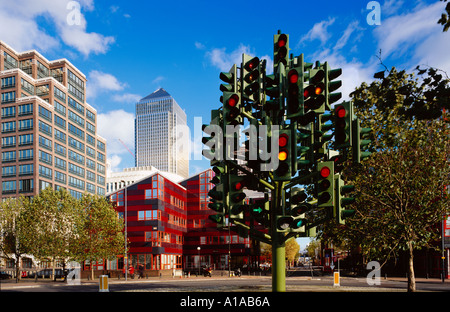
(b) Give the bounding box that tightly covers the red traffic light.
[233,181,244,191]
[226,94,239,108]
[320,166,331,178]
[335,105,347,118]
[278,133,289,148]
[277,34,287,48]
[288,69,299,84]
[244,57,260,71]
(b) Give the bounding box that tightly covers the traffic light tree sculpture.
[202,30,371,292]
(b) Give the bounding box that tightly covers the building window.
[1,106,15,118]
[2,180,16,194]
[138,210,159,221]
[1,76,15,89]
[19,164,33,176]
[2,165,16,177]
[19,179,33,193]
[18,103,33,116]
[1,91,15,103]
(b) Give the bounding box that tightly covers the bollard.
[99,275,109,292]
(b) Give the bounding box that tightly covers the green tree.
[0,197,32,282]
[325,67,450,292]
[23,188,83,280]
[438,0,450,32]
[75,194,125,280]
[285,239,300,266]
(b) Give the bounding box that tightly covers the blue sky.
[0,0,448,178]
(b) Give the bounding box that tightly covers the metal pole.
[442,214,445,283]
[121,181,128,282]
[271,182,286,292]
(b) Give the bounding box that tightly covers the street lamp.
[121,180,128,281]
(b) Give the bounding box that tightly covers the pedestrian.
[138,264,144,279]
[129,265,135,279]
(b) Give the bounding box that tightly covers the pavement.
[1,274,449,292]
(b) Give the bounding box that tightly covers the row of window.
[1,178,105,196]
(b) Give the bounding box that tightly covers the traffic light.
[286,187,309,232]
[273,129,292,181]
[219,64,237,93]
[202,109,223,163]
[207,179,227,227]
[323,62,342,110]
[286,66,301,117]
[314,113,333,159]
[317,161,334,207]
[250,198,270,227]
[333,101,353,149]
[334,174,356,224]
[242,54,261,103]
[304,65,326,114]
[228,173,247,222]
[294,126,313,172]
[222,92,242,126]
[274,32,289,76]
[263,72,283,120]
[352,117,372,163]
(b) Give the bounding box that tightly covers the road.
[2,272,449,293]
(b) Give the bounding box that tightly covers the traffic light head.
[304,67,326,114]
[202,109,223,163]
[228,174,247,221]
[317,161,334,207]
[274,32,289,75]
[352,117,372,163]
[286,68,302,117]
[219,64,237,93]
[335,174,356,224]
[273,130,292,181]
[324,63,342,109]
[222,92,242,126]
[334,101,353,149]
[242,54,261,102]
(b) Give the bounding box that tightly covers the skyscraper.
[135,88,189,178]
[0,41,107,199]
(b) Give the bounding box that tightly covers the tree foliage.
[1,189,124,281]
[322,66,450,292]
[438,0,450,32]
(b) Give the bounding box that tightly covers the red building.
[109,172,186,275]
[107,169,260,276]
[181,169,259,271]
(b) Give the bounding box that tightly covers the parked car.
[0,271,12,279]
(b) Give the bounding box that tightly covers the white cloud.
[205,44,273,76]
[87,70,126,99]
[195,41,206,50]
[206,44,253,72]
[97,109,135,171]
[298,18,336,47]
[0,0,114,57]
[111,93,142,103]
[374,2,443,59]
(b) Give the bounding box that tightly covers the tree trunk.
[407,241,416,292]
[52,258,56,281]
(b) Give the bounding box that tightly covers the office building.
[135,88,189,178]
[0,41,107,199]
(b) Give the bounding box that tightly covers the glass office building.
[0,41,107,199]
[135,88,189,178]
